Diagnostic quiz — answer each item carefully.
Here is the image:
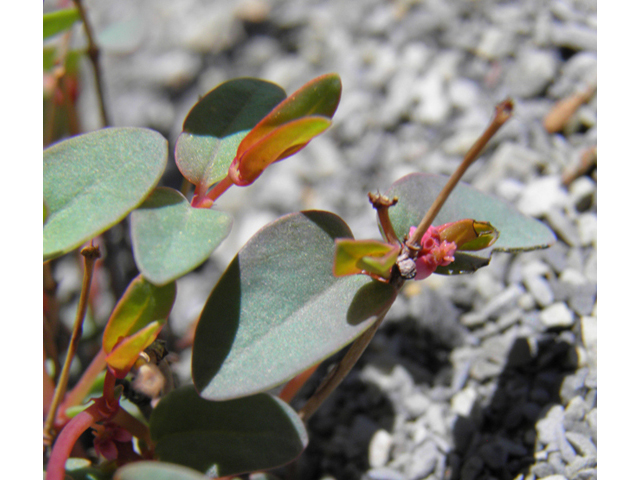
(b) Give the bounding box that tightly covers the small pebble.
[540,302,575,329]
[369,429,394,468]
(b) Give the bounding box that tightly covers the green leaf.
[130,187,233,286]
[43,127,168,261]
[192,211,397,400]
[43,8,80,39]
[115,461,209,480]
[175,78,287,191]
[228,116,332,186]
[103,275,176,377]
[333,239,400,278]
[385,173,556,274]
[149,386,308,477]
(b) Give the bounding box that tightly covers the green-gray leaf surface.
[130,187,233,286]
[192,211,397,400]
[115,461,209,480]
[385,173,556,273]
[43,128,167,261]
[149,386,308,477]
[175,78,287,190]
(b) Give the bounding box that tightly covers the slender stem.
[44,246,101,446]
[194,175,234,207]
[59,349,107,419]
[298,304,393,422]
[72,0,110,127]
[46,402,102,480]
[407,99,514,253]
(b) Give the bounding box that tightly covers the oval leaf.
[192,211,397,400]
[43,128,168,261]
[385,173,556,274]
[43,8,80,39]
[115,461,209,480]
[131,187,233,286]
[103,275,176,376]
[175,78,287,190]
[228,116,332,186]
[149,386,308,477]
[236,73,342,158]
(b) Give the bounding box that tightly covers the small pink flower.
[409,226,457,280]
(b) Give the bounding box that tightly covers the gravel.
[50,0,597,478]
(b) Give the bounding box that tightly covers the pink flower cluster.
[409,226,457,280]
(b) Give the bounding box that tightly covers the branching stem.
[406,99,513,254]
[44,245,101,447]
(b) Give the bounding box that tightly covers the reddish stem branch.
[407,99,513,253]
[279,363,321,404]
[46,403,102,480]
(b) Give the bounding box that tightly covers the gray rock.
[585,408,597,441]
[564,396,588,424]
[451,387,478,417]
[363,467,407,480]
[412,70,451,125]
[536,405,565,446]
[566,455,597,478]
[531,462,556,478]
[560,369,589,404]
[405,441,438,480]
[576,213,597,247]
[369,429,394,469]
[565,432,596,457]
[506,48,558,98]
[572,468,597,480]
[540,302,575,329]
[550,52,597,98]
[461,284,525,326]
[475,27,516,60]
[518,176,567,217]
[544,208,581,247]
[548,451,567,476]
[551,23,597,52]
[524,273,555,307]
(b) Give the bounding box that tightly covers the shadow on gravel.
[289,314,458,480]
[447,335,577,480]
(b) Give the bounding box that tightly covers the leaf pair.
[175,74,342,198]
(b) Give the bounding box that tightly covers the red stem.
[279,363,320,403]
[46,403,102,480]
